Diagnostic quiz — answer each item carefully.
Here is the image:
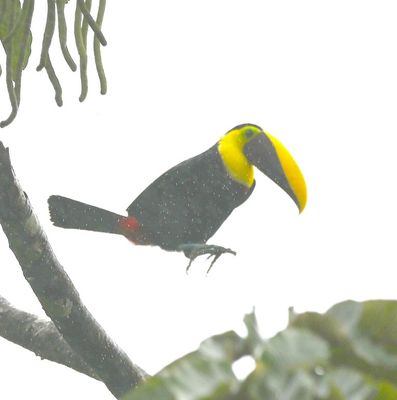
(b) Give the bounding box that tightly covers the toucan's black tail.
[48,195,124,235]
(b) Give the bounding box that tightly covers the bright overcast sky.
[1,1,397,399]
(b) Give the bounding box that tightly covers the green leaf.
[243,309,263,357]
[328,368,376,400]
[359,301,397,348]
[235,328,330,400]
[199,331,246,362]
[123,333,241,400]
[291,300,397,383]
[260,328,330,370]
[123,354,237,400]
[0,0,33,81]
[0,0,17,39]
[374,381,397,400]
[123,304,397,399]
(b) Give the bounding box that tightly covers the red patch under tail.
[119,216,144,244]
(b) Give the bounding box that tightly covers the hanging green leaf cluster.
[0,0,107,128]
[123,300,397,400]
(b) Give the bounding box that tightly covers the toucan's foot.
[178,243,236,274]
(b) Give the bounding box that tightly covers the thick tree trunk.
[0,142,148,399]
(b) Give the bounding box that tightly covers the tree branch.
[0,294,99,380]
[0,142,148,399]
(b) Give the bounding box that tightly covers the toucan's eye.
[245,129,254,139]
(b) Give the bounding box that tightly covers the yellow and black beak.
[243,132,307,212]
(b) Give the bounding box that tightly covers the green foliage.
[0,0,32,80]
[123,301,397,400]
[0,0,107,128]
[0,0,33,127]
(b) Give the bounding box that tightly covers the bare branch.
[0,142,148,399]
[0,294,99,380]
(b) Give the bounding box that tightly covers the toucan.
[48,124,307,272]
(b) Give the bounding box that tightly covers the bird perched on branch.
[48,124,307,272]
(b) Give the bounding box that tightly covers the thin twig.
[81,0,92,49]
[74,2,88,101]
[77,0,107,46]
[56,0,77,71]
[94,0,107,94]
[15,0,35,105]
[0,53,18,128]
[37,0,56,71]
[45,55,63,106]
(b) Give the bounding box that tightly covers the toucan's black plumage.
[48,124,306,271]
[125,144,255,250]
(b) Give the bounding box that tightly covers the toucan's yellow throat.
[218,124,307,212]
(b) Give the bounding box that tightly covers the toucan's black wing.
[127,144,255,250]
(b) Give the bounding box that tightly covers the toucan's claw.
[206,252,222,275]
[178,243,236,274]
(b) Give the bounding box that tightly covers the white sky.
[1,1,397,399]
